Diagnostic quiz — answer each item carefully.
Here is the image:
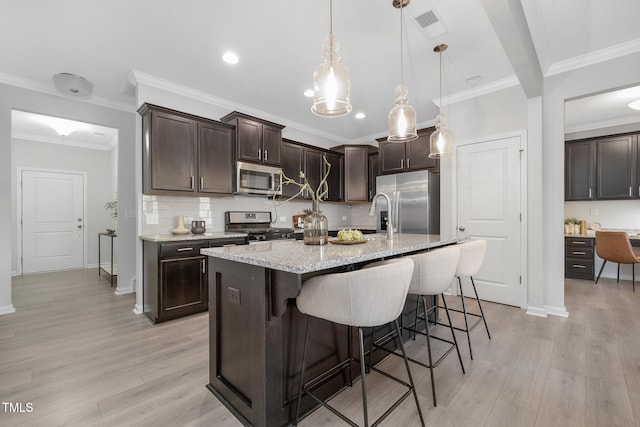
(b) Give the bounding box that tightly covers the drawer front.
[160,241,209,258]
[565,237,594,248]
[565,260,594,278]
[565,246,594,259]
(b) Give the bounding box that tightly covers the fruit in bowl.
[337,229,364,242]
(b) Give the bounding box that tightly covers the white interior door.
[457,135,523,307]
[22,170,85,273]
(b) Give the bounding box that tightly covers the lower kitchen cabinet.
[564,236,594,280]
[143,237,246,323]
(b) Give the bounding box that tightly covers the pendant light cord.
[400,3,404,87]
[329,0,334,63]
[439,47,442,115]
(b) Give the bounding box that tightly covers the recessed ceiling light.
[466,75,482,84]
[629,99,640,110]
[304,89,314,97]
[355,112,366,119]
[222,51,239,64]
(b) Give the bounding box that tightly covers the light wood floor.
[1,270,639,426]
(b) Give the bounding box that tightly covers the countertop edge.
[139,232,247,242]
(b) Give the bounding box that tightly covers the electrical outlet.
[342,216,347,221]
[590,208,599,216]
[279,216,286,222]
[228,287,241,305]
[145,213,159,224]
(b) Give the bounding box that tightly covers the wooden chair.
[595,231,640,292]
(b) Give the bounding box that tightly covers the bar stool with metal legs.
[294,257,425,427]
[451,239,491,360]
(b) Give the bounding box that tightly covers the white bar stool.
[294,257,424,427]
[452,239,491,360]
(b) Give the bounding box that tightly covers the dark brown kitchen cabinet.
[139,103,235,196]
[368,153,378,201]
[596,134,636,199]
[377,127,438,175]
[281,140,305,198]
[565,140,595,201]
[330,145,375,202]
[143,240,209,324]
[565,236,594,280]
[281,139,343,201]
[565,133,638,201]
[221,111,284,166]
[143,237,247,324]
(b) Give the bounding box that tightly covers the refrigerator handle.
[393,191,400,232]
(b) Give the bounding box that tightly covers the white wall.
[544,51,640,315]
[11,138,116,271]
[0,83,136,316]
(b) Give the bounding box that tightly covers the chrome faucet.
[369,192,394,240]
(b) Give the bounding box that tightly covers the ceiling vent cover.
[410,8,447,40]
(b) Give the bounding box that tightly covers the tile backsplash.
[141,194,377,235]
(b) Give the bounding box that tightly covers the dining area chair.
[595,231,640,292]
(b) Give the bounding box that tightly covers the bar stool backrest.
[297,258,414,328]
[455,239,487,277]
[407,245,460,296]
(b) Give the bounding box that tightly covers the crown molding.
[434,76,521,107]
[12,132,116,151]
[0,72,135,113]
[546,38,640,76]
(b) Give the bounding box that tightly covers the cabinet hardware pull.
[190,176,195,189]
[630,187,632,197]
[573,251,586,255]
[400,159,404,169]
[264,149,268,161]
[200,177,204,190]
[201,259,206,274]
[572,264,586,268]
[177,247,194,252]
[589,188,592,198]
[407,158,410,169]
[258,149,262,160]
[571,241,586,245]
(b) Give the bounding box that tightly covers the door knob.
[458,226,465,232]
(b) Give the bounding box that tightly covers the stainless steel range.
[224,211,294,241]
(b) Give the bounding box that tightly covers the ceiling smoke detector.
[52,73,93,97]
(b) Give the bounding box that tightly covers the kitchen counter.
[139,232,247,242]
[203,233,458,426]
[202,233,457,275]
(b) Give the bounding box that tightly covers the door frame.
[16,166,88,275]
[450,130,528,309]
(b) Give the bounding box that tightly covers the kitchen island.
[202,234,458,427]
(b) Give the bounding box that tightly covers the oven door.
[236,162,282,196]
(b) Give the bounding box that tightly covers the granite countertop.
[139,232,247,242]
[201,233,458,275]
[565,230,640,240]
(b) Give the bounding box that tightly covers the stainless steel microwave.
[236,161,282,196]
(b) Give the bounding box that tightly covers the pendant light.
[429,44,453,158]
[388,0,418,142]
[312,0,352,117]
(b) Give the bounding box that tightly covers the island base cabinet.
[207,257,428,427]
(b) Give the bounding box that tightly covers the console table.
[98,232,117,287]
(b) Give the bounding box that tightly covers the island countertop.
[139,232,247,242]
[201,233,458,274]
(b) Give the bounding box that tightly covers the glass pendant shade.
[388,84,418,142]
[429,113,453,158]
[312,33,352,117]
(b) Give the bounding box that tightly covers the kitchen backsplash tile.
[141,194,376,235]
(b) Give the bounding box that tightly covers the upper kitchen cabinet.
[368,153,378,201]
[377,127,438,175]
[220,111,284,166]
[565,140,596,201]
[280,139,305,198]
[139,103,235,196]
[323,151,343,202]
[331,145,376,202]
[596,134,636,199]
[565,133,638,201]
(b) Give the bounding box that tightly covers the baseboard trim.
[133,304,143,315]
[545,305,569,318]
[526,306,547,317]
[0,304,16,315]
[115,286,134,295]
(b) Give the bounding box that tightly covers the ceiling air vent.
[410,8,447,40]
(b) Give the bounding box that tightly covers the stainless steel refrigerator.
[374,170,440,234]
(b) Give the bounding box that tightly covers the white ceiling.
[3,0,640,144]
